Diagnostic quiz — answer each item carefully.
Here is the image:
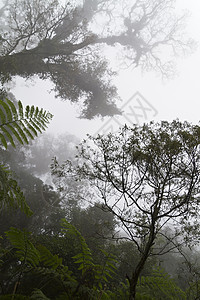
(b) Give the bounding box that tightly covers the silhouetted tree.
[54,121,200,299]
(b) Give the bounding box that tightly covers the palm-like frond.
[38,244,63,270]
[5,227,40,267]
[30,289,50,299]
[0,164,32,215]
[0,99,53,148]
[61,219,94,275]
[0,98,53,214]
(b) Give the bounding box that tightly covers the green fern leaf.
[6,98,17,119]
[23,127,35,140]
[34,117,47,130]
[25,105,30,118]
[94,249,116,287]
[6,124,24,145]
[30,289,50,299]
[29,105,35,118]
[0,104,6,124]
[18,100,24,118]
[12,122,29,144]
[0,132,7,148]
[61,219,94,275]
[24,120,38,136]
[0,98,52,216]
[1,126,15,147]
[19,120,34,140]
[0,99,12,122]
[38,244,63,270]
[0,99,54,148]
[0,164,32,215]
[34,107,39,118]
[5,227,40,267]
[29,119,43,133]
[136,268,186,299]
[38,108,44,117]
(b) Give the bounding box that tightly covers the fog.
[1,1,200,297]
[10,0,200,140]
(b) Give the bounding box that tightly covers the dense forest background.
[1,0,200,299]
[1,97,200,299]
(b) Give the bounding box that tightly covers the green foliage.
[0,164,32,215]
[2,221,115,298]
[3,226,76,298]
[136,268,186,300]
[5,227,40,267]
[94,249,117,289]
[61,219,94,275]
[5,226,75,281]
[186,280,200,299]
[1,217,188,300]
[30,289,50,299]
[105,269,186,300]
[0,98,53,216]
[0,99,53,149]
[106,280,130,299]
[61,219,117,295]
[38,244,63,270]
[63,120,200,297]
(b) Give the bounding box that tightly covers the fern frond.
[94,249,117,288]
[35,245,76,293]
[0,99,53,148]
[6,98,18,119]
[1,126,15,147]
[61,219,94,274]
[12,122,29,144]
[136,268,186,299]
[0,132,7,148]
[34,106,39,117]
[0,164,32,215]
[0,104,6,124]
[29,105,35,119]
[25,105,30,118]
[29,119,43,133]
[38,244,63,270]
[22,120,36,139]
[0,99,12,122]
[18,100,23,118]
[6,124,24,144]
[5,227,40,267]
[30,289,50,299]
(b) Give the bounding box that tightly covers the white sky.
[12,0,200,139]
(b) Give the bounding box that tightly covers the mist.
[1,0,200,298]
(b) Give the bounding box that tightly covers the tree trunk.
[128,221,156,299]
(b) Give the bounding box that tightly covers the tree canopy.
[0,1,199,298]
[1,107,200,298]
[0,0,194,118]
[52,120,200,299]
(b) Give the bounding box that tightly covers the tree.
[69,203,117,252]
[0,0,194,118]
[53,121,200,299]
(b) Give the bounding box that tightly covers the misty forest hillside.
[0,1,200,300]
